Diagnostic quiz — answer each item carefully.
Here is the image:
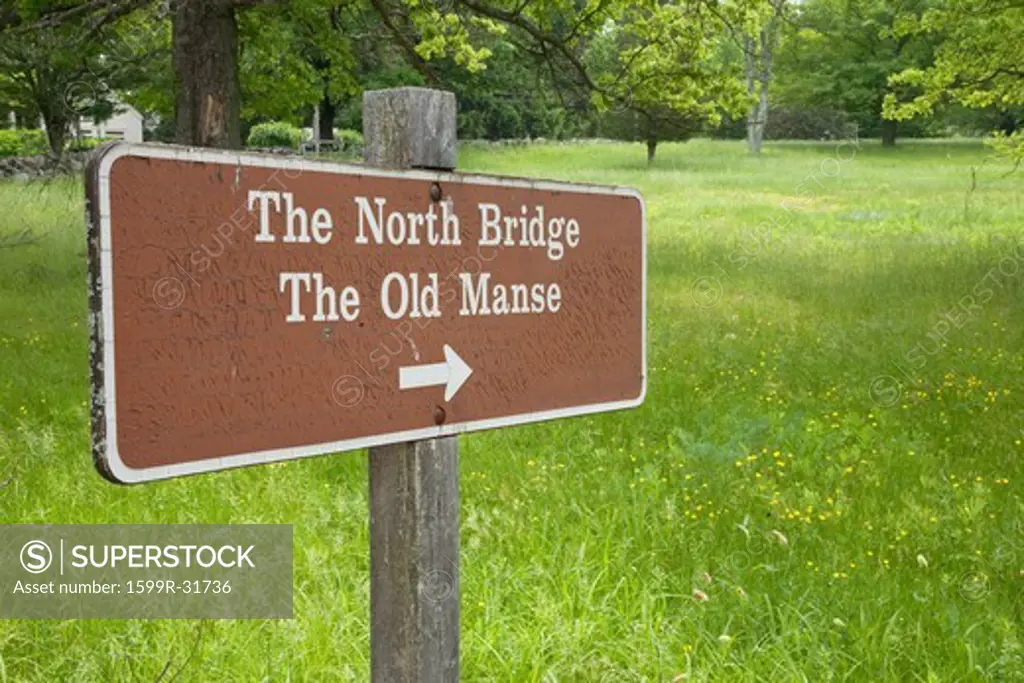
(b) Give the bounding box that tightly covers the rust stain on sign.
[86,143,645,483]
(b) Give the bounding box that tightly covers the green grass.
[1,138,1023,681]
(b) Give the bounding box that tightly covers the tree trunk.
[39,106,68,159]
[745,1,784,156]
[745,31,773,156]
[646,137,657,164]
[318,92,335,141]
[744,35,759,155]
[748,79,769,156]
[998,111,1017,136]
[881,119,897,147]
[172,0,242,148]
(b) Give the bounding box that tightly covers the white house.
[78,103,144,142]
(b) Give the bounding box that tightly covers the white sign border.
[89,142,647,484]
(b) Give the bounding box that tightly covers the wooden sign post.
[363,88,460,683]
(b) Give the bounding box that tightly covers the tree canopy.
[884,0,1024,160]
[774,0,935,145]
[0,0,1020,159]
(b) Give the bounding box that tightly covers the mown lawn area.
[0,138,1022,681]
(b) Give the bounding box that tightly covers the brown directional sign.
[86,143,645,483]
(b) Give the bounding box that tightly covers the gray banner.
[0,525,292,619]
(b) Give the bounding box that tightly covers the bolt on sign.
[86,143,645,483]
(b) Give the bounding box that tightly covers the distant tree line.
[0,0,1020,162]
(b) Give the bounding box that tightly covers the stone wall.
[0,139,604,180]
[0,151,91,179]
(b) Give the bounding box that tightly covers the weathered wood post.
[363,87,460,683]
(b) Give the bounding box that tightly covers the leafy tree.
[259,0,765,157]
[0,0,245,148]
[115,3,356,140]
[884,0,1024,160]
[300,3,433,136]
[584,0,756,160]
[441,37,591,140]
[203,0,772,154]
[773,0,934,146]
[171,0,487,147]
[3,0,777,157]
[238,1,393,139]
[673,0,804,155]
[0,2,142,156]
[598,106,703,162]
[237,5,323,126]
[742,0,787,154]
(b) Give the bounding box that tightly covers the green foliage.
[1,0,780,155]
[590,2,752,131]
[885,0,1024,159]
[597,107,702,159]
[0,130,114,157]
[116,2,345,133]
[116,6,175,123]
[0,2,165,155]
[575,0,762,157]
[337,128,363,149]
[66,136,114,152]
[331,53,432,135]
[246,122,304,149]
[237,5,332,125]
[772,0,934,140]
[443,39,591,140]
[0,129,47,157]
[764,106,855,140]
[394,0,765,151]
[402,0,496,72]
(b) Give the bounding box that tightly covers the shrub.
[0,129,48,157]
[247,122,303,150]
[66,137,113,152]
[706,115,747,140]
[764,107,856,140]
[336,128,363,155]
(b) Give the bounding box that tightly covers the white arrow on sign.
[399,345,474,402]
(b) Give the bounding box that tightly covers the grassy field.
[1,138,1022,681]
